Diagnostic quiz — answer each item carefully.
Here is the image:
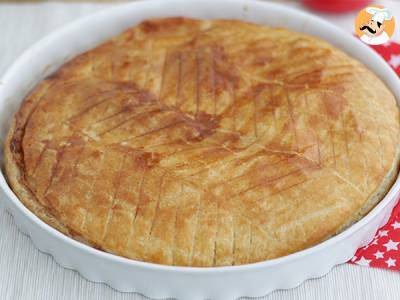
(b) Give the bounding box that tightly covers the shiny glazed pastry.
[5,18,400,267]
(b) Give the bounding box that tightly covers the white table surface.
[1,1,400,299]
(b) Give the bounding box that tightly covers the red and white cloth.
[350,40,400,270]
[370,41,400,76]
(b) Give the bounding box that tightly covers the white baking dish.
[0,1,399,299]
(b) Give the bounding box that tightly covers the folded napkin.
[350,40,400,270]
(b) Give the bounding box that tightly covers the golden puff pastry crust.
[4,18,400,267]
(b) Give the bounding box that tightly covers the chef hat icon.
[365,7,393,24]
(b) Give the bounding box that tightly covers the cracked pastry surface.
[4,17,400,267]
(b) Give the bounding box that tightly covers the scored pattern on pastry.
[7,18,400,267]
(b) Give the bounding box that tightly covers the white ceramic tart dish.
[0,0,400,299]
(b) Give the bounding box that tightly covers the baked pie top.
[5,18,400,267]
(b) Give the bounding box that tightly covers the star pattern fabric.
[351,198,400,270]
[389,54,400,69]
[349,40,400,270]
[351,200,400,270]
[368,40,400,76]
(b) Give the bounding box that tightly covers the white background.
[1,1,400,299]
